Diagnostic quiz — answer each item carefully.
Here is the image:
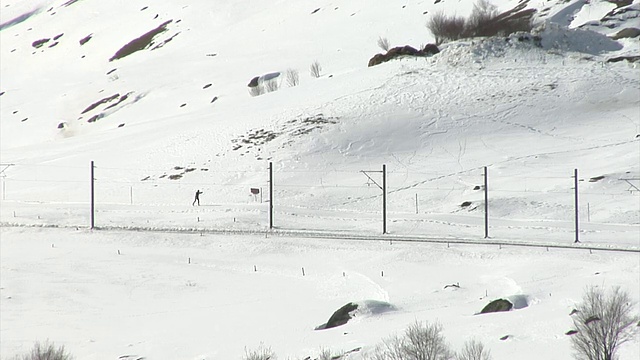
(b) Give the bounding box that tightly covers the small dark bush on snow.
[243,344,276,360]
[456,339,492,360]
[427,11,466,45]
[367,321,453,360]
[12,341,73,360]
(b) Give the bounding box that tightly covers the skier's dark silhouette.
[192,190,203,206]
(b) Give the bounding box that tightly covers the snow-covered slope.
[1,0,638,244]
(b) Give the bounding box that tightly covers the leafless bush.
[404,321,454,360]
[426,11,466,45]
[495,11,535,36]
[377,36,390,51]
[366,321,454,360]
[456,339,492,360]
[317,347,342,360]
[427,1,533,44]
[571,286,639,360]
[310,60,322,78]
[466,0,499,37]
[248,85,265,97]
[368,334,406,360]
[264,79,279,93]
[244,344,276,360]
[286,68,299,87]
[12,341,73,360]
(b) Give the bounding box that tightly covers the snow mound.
[506,294,531,310]
[433,21,624,67]
[533,22,623,54]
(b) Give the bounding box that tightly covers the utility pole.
[269,162,273,229]
[0,163,14,201]
[484,166,489,238]
[574,168,579,243]
[382,164,387,234]
[361,164,387,234]
[90,160,95,229]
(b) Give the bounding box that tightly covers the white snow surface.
[1,0,639,359]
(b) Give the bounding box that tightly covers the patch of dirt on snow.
[230,114,339,159]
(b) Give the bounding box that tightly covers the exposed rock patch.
[316,300,395,330]
[79,34,93,46]
[109,20,173,61]
[480,299,513,313]
[323,302,358,329]
[368,44,439,67]
[611,27,640,39]
[81,94,120,114]
[32,38,51,48]
[230,114,339,158]
[607,55,640,63]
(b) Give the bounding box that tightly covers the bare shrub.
[366,321,454,360]
[404,321,454,360]
[244,344,276,360]
[310,60,322,78]
[456,339,492,360]
[248,85,265,97]
[264,79,279,93]
[12,341,73,360]
[571,286,639,360]
[368,334,406,360]
[427,1,533,43]
[377,36,390,51]
[317,347,342,360]
[426,11,466,45]
[285,68,299,87]
[465,0,499,37]
[495,10,535,36]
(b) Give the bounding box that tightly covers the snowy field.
[1,226,639,359]
[1,0,639,358]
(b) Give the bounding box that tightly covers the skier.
[192,189,203,206]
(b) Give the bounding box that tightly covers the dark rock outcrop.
[324,302,358,329]
[368,44,439,67]
[480,299,513,313]
[607,55,640,63]
[611,27,640,39]
[109,20,172,61]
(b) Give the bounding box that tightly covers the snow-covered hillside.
[1,0,639,359]
[1,0,638,243]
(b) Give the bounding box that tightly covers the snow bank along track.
[1,223,638,254]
